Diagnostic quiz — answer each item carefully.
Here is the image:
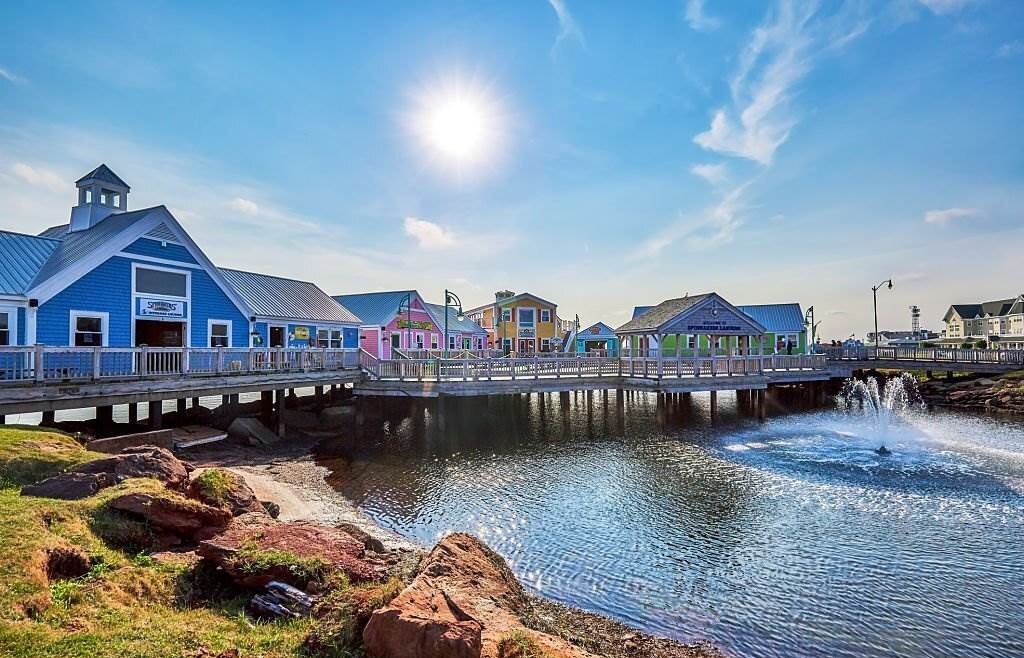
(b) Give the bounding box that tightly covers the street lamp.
[872,279,894,351]
[804,306,820,354]
[398,292,412,354]
[444,289,464,358]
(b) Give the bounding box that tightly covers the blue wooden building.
[574,321,620,355]
[0,165,360,350]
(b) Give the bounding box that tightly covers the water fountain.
[839,372,923,451]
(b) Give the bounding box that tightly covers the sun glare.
[407,76,507,177]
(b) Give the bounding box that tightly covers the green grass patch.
[230,540,332,587]
[0,426,103,489]
[496,630,555,658]
[191,468,234,506]
[0,426,317,657]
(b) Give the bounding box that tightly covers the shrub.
[496,630,555,658]
[230,540,332,588]
[191,469,234,506]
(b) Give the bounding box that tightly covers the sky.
[0,0,1021,340]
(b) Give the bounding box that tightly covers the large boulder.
[107,491,232,541]
[227,417,280,446]
[363,533,597,658]
[319,405,355,429]
[72,445,191,490]
[188,468,265,516]
[21,472,113,500]
[197,514,384,589]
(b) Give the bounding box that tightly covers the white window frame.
[69,310,109,347]
[687,335,696,350]
[540,308,551,323]
[501,308,512,322]
[132,262,190,300]
[518,307,535,327]
[0,305,17,346]
[431,333,439,349]
[415,332,425,349]
[449,334,457,350]
[541,338,551,352]
[390,332,402,349]
[208,319,232,348]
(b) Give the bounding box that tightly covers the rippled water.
[317,391,1024,658]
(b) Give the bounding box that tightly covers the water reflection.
[317,390,1024,658]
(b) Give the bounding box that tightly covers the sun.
[406,75,508,176]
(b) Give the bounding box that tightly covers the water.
[317,389,1024,658]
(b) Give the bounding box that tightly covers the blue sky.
[0,0,1021,338]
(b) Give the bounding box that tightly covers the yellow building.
[465,291,561,354]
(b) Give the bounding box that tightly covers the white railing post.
[34,345,45,382]
[215,347,223,374]
[92,346,102,380]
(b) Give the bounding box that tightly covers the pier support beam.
[191,397,200,408]
[260,391,274,427]
[148,401,163,430]
[127,404,137,426]
[41,410,56,426]
[96,405,113,435]
[177,398,186,416]
[274,389,287,437]
[709,390,718,419]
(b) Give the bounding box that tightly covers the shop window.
[540,309,551,322]
[518,308,535,326]
[501,308,512,322]
[541,338,551,352]
[0,311,9,346]
[449,335,457,349]
[319,328,343,348]
[209,321,231,347]
[431,334,439,349]
[135,267,187,297]
[71,312,107,347]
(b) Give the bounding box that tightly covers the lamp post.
[398,292,412,354]
[804,306,820,354]
[444,289,464,359]
[574,314,580,353]
[872,279,894,352]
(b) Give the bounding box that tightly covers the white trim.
[0,303,19,346]
[208,319,232,348]
[517,307,536,327]
[115,251,204,269]
[540,308,551,323]
[131,262,192,347]
[69,310,109,347]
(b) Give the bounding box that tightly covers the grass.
[191,468,235,506]
[0,426,103,489]
[230,540,332,588]
[0,426,316,658]
[496,630,556,658]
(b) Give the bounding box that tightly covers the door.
[518,339,534,354]
[270,326,286,348]
[135,319,185,373]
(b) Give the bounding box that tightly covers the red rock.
[188,469,265,516]
[197,513,384,588]
[363,533,597,658]
[21,472,113,500]
[107,491,232,540]
[72,445,190,490]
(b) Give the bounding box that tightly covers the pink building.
[333,290,487,358]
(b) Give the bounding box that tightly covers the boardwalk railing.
[821,346,1024,366]
[0,346,359,384]
[365,353,826,382]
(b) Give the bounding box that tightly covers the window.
[0,311,9,346]
[518,308,535,326]
[415,333,424,349]
[135,267,187,297]
[431,334,439,349]
[501,308,512,322]
[209,320,231,348]
[541,338,551,352]
[391,333,401,349]
[449,334,457,349]
[687,335,696,349]
[540,309,551,323]
[71,311,107,347]
[318,328,343,348]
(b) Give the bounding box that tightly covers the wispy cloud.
[685,0,721,32]
[996,40,1024,58]
[694,0,870,165]
[690,162,729,185]
[916,0,976,15]
[404,216,457,249]
[229,197,260,216]
[11,163,65,193]
[0,66,25,85]
[546,0,585,53]
[924,207,982,225]
[632,181,751,259]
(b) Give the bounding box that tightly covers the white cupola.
[69,164,130,232]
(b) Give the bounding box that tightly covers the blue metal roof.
[577,321,617,339]
[423,302,487,335]
[333,291,416,326]
[737,303,805,333]
[220,268,360,324]
[0,230,60,295]
[30,207,160,288]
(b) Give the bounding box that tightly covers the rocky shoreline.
[917,371,1024,415]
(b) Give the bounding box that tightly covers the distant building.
[625,301,807,354]
[573,322,619,356]
[465,291,560,354]
[941,295,1024,349]
[866,330,940,347]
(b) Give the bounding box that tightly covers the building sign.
[518,327,535,338]
[670,299,755,335]
[293,326,310,340]
[590,326,602,334]
[397,319,434,331]
[138,297,185,318]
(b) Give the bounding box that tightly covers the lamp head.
[887,280,894,289]
[457,310,465,322]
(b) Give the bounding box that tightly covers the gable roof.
[631,305,654,320]
[737,303,805,333]
[0,230,61,295]
[617,294,711,333]
[29,207,160,289]
[332,291,418,326]
[219,269,359,324]
[465,291,558,315]
[76,164,129,190]
[578,321,617,339]
[423,302,487,335]
[945,297,1023,322]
